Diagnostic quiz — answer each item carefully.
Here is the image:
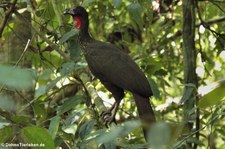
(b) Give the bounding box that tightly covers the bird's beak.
[64,8,75,16]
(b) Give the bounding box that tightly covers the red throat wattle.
[74,16,82,29]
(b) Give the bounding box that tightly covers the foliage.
[0,0,225,148]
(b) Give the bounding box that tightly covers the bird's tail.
[133,93,156,140]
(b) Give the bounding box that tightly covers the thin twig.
[196,16,225,27]
[209,0,225,14]
[0,0,17,38]
[196,2,225,38]
[15,39,31,66]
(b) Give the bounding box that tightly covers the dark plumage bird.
[64,6,156,141]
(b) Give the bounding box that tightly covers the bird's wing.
[85,41,152,97]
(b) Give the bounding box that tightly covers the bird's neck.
[79,28,92,43]
[78,29,94,55]
[78,19,93,45]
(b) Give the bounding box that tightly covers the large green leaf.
[181,83,196,103]
[33,101,47,122]
[61,112,78,135]
[57,95,84,115]
[0,65,35,89]
[0,95,16,112]
[148,78,160,99]
[48,116,60,139]
[79,120,95,140]
[0,126,13,143]
[68,38,81,61]
[127,3,143,28]
[59,29,79,43]
[199,80,225,108]
[21,126,55,149]
[83,0,94,7]
[45,62,76,93]
[95,120,141,144]
[59,62,76,76]
[112,0,122,9]
[148,122,171,148]
[45,76,62,93]
[11,115,31,124]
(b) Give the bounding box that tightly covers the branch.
[79,73,108,114]
[79,73,116,126]
[157,16,225,50]
[0,0,17,38]
[196,16,225,27]
[0,108,14,123]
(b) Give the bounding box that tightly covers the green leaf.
[59,29,79,43]
[0,65,35,89]
[0,126,13,143]
[181,83,196,103]
[127,3,143,27]
[21,126,55,149]
[61,110,83,135]
[59,62,76,76]
[96,120,141,144]
[35,1,54,20]
[103,141,116,149]
[11,115,31,124]
[68,38,81,61]
[199,80,225,108]
[83,0,94,7]
[49,116,60,139]
[33,101,47,121]
[0,95,16,112]
[84,128,107,142]
[0,117,10,130]
[57,95,84,115]
[148,122,171,148]
[38,69,52,81]
[46,62,76,93]
[62,122,78,135]
[79,120,95,140]
[35,85,47,98]
[148,78,160,99]
[45,77,62,93]
[112,0,122,9]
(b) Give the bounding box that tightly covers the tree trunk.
[0,10,33,115]
[182,0,199,148]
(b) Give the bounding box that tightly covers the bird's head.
[64,6,88,30]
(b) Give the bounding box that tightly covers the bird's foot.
[100,110,116,126]
[100,101,120,126]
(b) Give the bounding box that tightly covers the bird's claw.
[100,111,116,126]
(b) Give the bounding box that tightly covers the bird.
[64,6,156,141]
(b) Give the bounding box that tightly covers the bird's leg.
[101,99,121,126]
[99,81,124,126]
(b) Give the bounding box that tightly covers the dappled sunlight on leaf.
[0,65,35,89]
[199,79,225,108]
